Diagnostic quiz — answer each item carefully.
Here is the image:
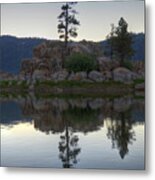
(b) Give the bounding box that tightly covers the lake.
[0,95,145,169]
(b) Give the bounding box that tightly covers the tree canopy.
[106,17,134,64]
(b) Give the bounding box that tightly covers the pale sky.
[1,0,145,41]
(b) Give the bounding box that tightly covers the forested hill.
[101,33,145,61]
[131,33,145,61]
[0,34,144,74]
[0,36,46,74]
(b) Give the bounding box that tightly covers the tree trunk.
[65,4,68,49]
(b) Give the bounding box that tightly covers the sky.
[1,0,145,41]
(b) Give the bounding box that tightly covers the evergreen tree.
[57,2,80,49]
[114,17,134,64]
[106,17,134,64]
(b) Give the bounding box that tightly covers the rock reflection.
[0,95,144,162]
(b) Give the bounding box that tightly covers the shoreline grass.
[0,79,144,99]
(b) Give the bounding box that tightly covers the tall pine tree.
[114,17,133,64]
[106,17,134,64]
[57,2,80,49]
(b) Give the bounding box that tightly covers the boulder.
[113,67,138,82]
[88,71,105,82]
[97,57,120,72]
[51,70,69,81]
[32,69,50,80]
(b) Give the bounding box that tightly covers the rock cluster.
[0,40,144,84]
[19,40,105,82]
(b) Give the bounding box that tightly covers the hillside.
[0,36,46,74]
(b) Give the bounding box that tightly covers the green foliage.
[0,81,9,88]
[65,53,97,73]
[0,80,28,89]
[115,18,134,63]
[133,78,145,84]
[122,60,133,71]
[35,79,127,89]
[106,17,134,63]
[20,80,28,88]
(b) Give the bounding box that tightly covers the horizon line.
[0,32,145,42]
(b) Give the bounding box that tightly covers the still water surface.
[1,96,145,169]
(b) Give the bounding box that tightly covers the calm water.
[0,95,145,169]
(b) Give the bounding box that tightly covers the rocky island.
[0,39,144,98]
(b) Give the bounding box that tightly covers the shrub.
[65,53,97,73]
[0,81,9,88]
[122,60,133,71]
[11,80,18,86]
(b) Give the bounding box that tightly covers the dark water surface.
[0,95,145,169]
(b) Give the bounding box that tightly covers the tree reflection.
[107,112,136,159]
[1,95,144,163]
[58,120,81,168]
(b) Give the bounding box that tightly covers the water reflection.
[106,112,136,159]
[0,94,145,168]
[59,125,81,168]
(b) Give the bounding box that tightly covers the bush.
[122,60,133,71]
[0,81,9,88]
[65,53,97,73]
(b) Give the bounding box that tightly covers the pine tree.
[114,17,134,64]
[57,2,80,49]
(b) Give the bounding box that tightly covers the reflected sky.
[1,96,145,169]
[1,1,144,41]
[1,121,144,169]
